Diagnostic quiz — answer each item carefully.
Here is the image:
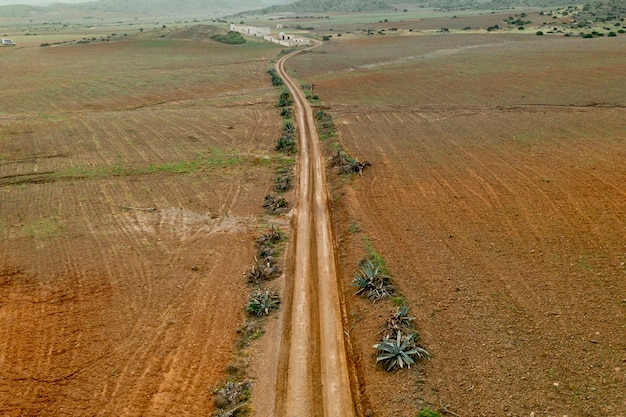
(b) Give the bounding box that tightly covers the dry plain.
[288,31,626,416]
[0,32,286,416]
[1,13,625,417]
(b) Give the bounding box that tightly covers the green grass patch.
[205,147,243,167]
[392,296,406,306]
[347,220,361,234]
[1,148,251,186]
[24,216,64,239]
[38,112,64,121]
[363,235,388,274]
[315,109,336,141]
[417,409,442,417]
[210,31,246,44]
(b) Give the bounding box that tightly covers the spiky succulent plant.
[374,331,430,372]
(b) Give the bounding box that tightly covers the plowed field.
[289,34,626,416]
[0,37,284,416]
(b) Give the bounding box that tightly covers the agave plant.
[246,262,281,284]
[384,304,415,337]
[351,258,394,302]
[373,331,430,372]
[257,225,282,245]
[245,289,280,316]
[245,262,264,284]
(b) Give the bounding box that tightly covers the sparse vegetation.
[273,163,294,193]
[352,258,394,302]
[417,409,442,417]
[383,304,415,338]
[277,89,293,108]
[212,379,252,416]
[256,225,283,246]
[245,257,281,284]
[330,150,370,176]
[245,288,281,316]
[263,194,288,214]
[267,68,283,86]
[373,331,430,371]
[275,121,297,154]
[314,110,336,140]
[210,31,246,44]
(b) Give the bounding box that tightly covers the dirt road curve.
[275,45,356,417]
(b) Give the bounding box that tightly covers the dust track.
[275,46,356,417]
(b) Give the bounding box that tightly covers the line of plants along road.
[351,238,441,417]
[351,238,431,371]
[264,66,295,215]
[211,63,296,417]
[211,226,285,417]
[311,89,437,415]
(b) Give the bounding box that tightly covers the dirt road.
[275,46,356,417]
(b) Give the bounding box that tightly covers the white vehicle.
[1,38,16,46]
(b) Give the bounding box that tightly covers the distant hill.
[234,0,393,16]
[0,4,40,17]
[64,0,291,15]
[0,0,292,18]
[474,0,598,10]
[232,0,589,16]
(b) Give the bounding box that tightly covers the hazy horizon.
[0,0,92,5]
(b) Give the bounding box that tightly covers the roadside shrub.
[383,304,415,338]
[263,194,288,214]
[277,90,292,107]
[280,107,291,118]
[267,68,283,86]
[212,379,252,414]
[330,150,370,176]
[374,331,430,371]
[608,31,617,36]
[314,110,336,140]
[275,122,296,154]
[352,258,394,302]
[245,257,281,284]
[273,165,293,193]
[536,30,544,35]
[275,136,296,154]
[245,289,280,316]
[256,225,282,246]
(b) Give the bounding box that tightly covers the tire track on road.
[275,45,356,417]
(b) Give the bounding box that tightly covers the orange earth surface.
[0,35,287,416]
[288,32,626,417]
[1,19,625,417]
